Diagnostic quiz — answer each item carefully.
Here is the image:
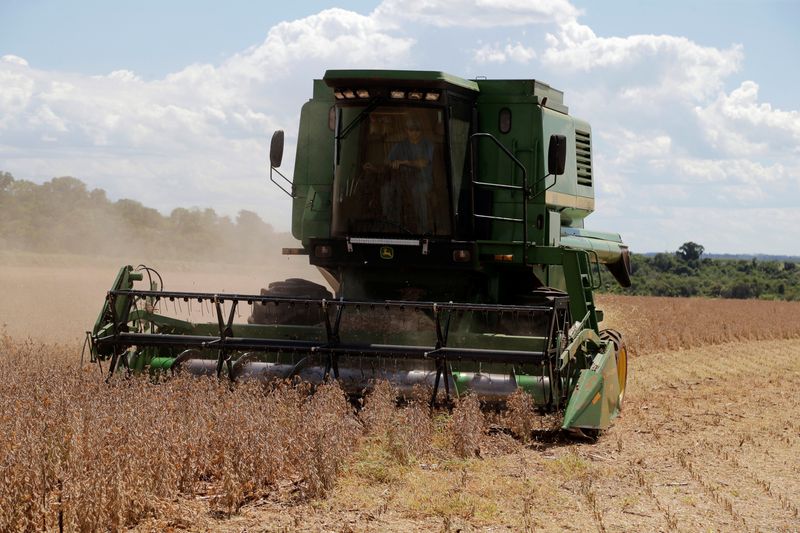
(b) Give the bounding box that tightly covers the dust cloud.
[0,250,326,344]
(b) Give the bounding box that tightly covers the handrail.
[587,250,603,290]
[269,166,295,197]
[469,132,529,250]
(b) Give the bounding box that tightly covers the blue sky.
[1,0,798,254]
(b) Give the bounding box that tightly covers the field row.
[598,294,800,355]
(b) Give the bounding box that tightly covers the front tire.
[248,278,333,325]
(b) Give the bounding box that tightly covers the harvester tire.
[247,278,333,325]
[600,329,628,408]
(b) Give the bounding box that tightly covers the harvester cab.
[90,70,631,432]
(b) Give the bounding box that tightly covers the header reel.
[90,265,625,431]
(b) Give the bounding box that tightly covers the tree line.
[4,173,796,300]
[0,172,292,262]
[600,241,800,301]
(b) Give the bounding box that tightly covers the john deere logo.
[380,246,394,260]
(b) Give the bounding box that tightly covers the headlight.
[315,245,332,258]
[453,250,471,262]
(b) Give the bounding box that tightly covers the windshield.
[332,105,451,236]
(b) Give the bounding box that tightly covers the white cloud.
[29,105,68,133]
[0,8,414,225]
[592,150,799,252]
[597,199,800,255]
[695,81,800,156]
[473,41,536,64]
[373,0,577,28]
[542,21,743,102]
[590,129,672,214]
[673,158,790,187]
[222,8,414,81]
[649,207,800,254]
[600,128,672,165]
[107,70,141,83]
[0,66,35,126]
[1,1,797,255]
[535,16,800,253]
[1,55,29,67]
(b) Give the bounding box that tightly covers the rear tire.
[600,329,628,408]
[247,278,333,325]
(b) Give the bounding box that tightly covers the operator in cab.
[383,117,433,231]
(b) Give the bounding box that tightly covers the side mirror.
[270,130,285,168]
[547,134,567,176]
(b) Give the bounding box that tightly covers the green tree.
[676,241,704,262]
[0,171,13,194]
[652,253,676,272]
[236,209,273,233]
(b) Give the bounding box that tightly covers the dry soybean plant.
[597,294,800,355]
[0,337,360,530]
[450,394,483,458]
[2,294,795,529]
[359,381,435,465]
[0,337,485,531]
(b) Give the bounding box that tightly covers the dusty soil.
[1,252,798,532]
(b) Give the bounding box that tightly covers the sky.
[1,0,798,254]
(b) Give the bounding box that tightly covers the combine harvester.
[90,71,631,432]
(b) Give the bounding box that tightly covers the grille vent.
[575,130,592,187]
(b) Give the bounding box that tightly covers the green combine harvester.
[90,70,631,432]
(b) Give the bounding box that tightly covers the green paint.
[89,70,631,433]
[149,357,175,370]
